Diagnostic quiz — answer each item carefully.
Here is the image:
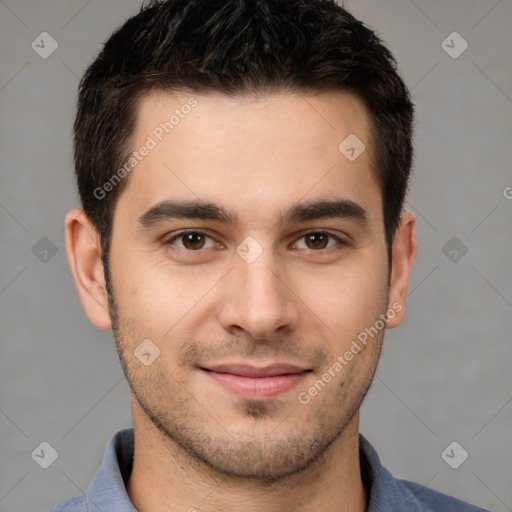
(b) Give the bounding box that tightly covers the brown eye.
[305,232,329,250]
[293,231,342,251]
[181,232,206,250]
[165,231,216,251]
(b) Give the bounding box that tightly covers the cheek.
[307,257,388,337]
[110,253,170,329]
[111,236,388,339]
[112,254,221,338]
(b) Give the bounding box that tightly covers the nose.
[217,249,301,341]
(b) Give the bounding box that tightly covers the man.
[50,0,489,510]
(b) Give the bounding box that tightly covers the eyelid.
[163,229,220,250]
[289,230,345,250]
[163,229,346,252]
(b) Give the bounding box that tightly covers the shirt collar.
[84,427,137,512]
[358,433,422,511]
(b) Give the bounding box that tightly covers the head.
[66,0,417,481]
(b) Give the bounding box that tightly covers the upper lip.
[201,363,310,378]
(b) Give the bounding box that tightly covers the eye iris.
[306,233,328,250]
[183,233,205,250]
[178,233,331,251]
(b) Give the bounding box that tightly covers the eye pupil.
[183,232,205,250]
[306,233,328,250]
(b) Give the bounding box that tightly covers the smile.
[200,364,312,400]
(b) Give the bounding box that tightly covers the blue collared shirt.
[48,427,489,511]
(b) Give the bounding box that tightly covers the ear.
[386,211,417,329]
[65,208,112,330]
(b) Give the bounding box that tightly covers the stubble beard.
[105,265,385,482]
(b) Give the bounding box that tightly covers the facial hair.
[104,261,386,482]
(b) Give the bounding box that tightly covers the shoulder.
[47,427,135,512]
[397,478,490,511]
[358,434,490,511]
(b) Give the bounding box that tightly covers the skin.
[65,90,417,512]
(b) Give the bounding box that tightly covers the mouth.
[199,363,312,400]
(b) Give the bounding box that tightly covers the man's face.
[107,90,391,480]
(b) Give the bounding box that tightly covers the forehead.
[116,89,380,226]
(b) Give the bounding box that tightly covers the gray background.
[1,0,511,511]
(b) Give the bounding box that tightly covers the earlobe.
[386,211,417,329]
[65,208,112,330]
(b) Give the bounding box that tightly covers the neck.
[126,398,367,512]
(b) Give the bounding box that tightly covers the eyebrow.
[136,198,368,229]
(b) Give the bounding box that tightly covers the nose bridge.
[241,254,282,305]
[218,245,299,338]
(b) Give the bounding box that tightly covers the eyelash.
[162,230,345,254]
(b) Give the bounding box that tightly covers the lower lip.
[202,370,310,400]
